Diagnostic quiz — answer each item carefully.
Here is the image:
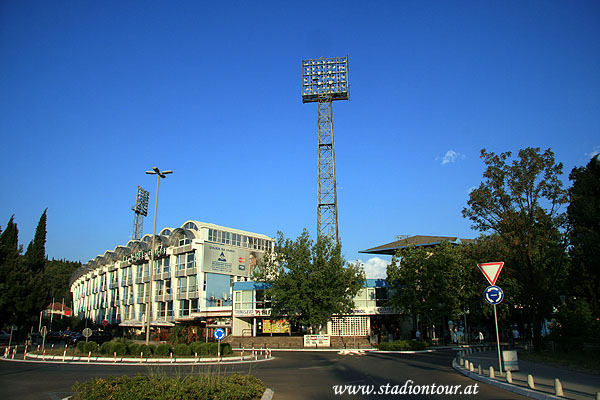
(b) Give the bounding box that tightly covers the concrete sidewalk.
[457,349,600,400]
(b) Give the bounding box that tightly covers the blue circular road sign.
[484,285,504,305]
[214,328,225,341]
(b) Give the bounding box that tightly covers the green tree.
[257,230,365,333]
[44,259,82,306]
[462,148,569,349]
[0,215,22,327]
[567,155,600,317]
[387,242,472,339]
[25,208,47,273]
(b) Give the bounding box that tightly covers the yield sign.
[477,262,504,285]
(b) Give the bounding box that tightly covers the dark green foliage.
[127,343,139,355]
[112,342,127,356]
[25,209,47,273]
[76,341,86,354]
[220,343,232,355]
[137,344,155,356]
[156,343,172,356]
[72,374,265,400]
[83,341,97,354]
[377,340,429,351]
[257,229,365,332]
[548,298,600,352]
[567,156,600,317]
[462,148,569,349]
[43,259,82,306]
[189,341,210,355]
[100,341,114,355]
[174,343,191,356]
[387,242,471,328]
[0,211,80,331]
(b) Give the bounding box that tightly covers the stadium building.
[70,220,274,338]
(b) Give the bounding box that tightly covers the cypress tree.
[0,215,20,327]
[26,209,47,272]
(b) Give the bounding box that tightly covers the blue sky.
[1,1,598,279]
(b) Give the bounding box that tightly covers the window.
[242,236,248,248]
[375,287,388,307]
[162,258,170,274]
[237,290,253,310]
[188,275,196,293]
[180,300,190,316]
[177,254,186,271]
[184,222,198,231]
[178,237,191,246]
[155,280,163,296]
[191,298,199,313]
[179,277,187,293]
[203,273,207,291]
[186,253,195,269]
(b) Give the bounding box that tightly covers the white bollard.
[469,362,475,372]
[195,352,198,363]
[241,346,244,358]
[459,358,464,366]
[170,352,173,363]
[478,365,482,375]
[528,374,535,389]
[23,345,27,359]
[114,351,117,363]
[506,370,512,383]
[595,392,599,400]
[554,378,563,396]
[140,352,143,363]
[62,350,66,362]
[489,366,495,379]
[88,351,91,363]
[465,360,470,369]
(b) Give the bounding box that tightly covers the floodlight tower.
[302,56,349,243]
[131,186,150,240]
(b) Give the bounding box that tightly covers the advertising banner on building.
[203,244,264,277]
[263,319,290,334]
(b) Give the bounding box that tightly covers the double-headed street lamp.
[145,167,172,345]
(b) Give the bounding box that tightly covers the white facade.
[70,220,273,331]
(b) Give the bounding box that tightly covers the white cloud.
[586,146,600,160]
[440,149,465,165]
[354,257,390,279]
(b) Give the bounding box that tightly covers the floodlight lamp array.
[302,56,349,103]
[132,186,150,217]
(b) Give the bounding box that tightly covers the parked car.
[46,331,64,342]
[69,331,113,346]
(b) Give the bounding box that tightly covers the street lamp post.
[145,167,172,345]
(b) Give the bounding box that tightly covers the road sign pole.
[493,304,503,375]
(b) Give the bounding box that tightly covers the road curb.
[452,358,563,400]
[261,388,274,400]
[7,353,275,366]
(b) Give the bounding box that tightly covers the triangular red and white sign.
[477,262,504,285]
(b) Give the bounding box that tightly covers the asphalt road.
[0,350,524,399]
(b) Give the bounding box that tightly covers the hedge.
[156,343,172,356]
[377,340,429,351]
[174,343,191,356]
[72,374,265,400]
